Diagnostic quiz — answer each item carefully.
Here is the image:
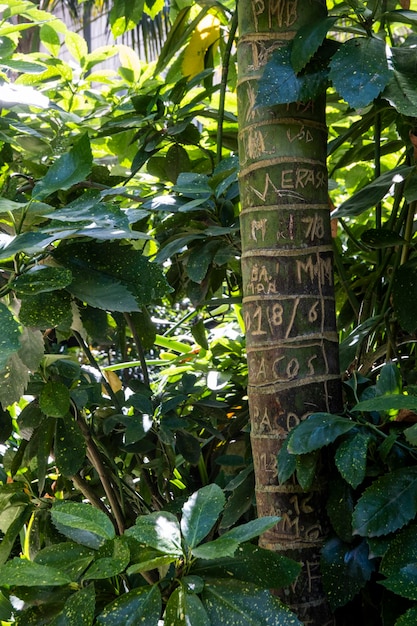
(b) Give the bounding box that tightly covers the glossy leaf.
[361,228,405,249]
[329,37,390,109]
[51,502,115,549]
[277,437,296,484]
[191,536,239,560]
[381,523,417,577]
[18,290,73,329]
[201,579,302,625]
[126,511,183,556]
[352,467,417,537]
[164,586,210,626]
[221,516,279,545]
[0,558,71,587]
[181,484,225,549]
[97,585,161,625]
[377,362,402,395]
[396,607,417,626]
[335,432,371,489]
[380,564,417,600]
[0,353,31,409]
[321,537,374,610]
[109,0,145,37]
[13,266,73,294]
[295,450,319,490]
[33,134,92,200]
[34,543,94,581]
[49,584,95,626]
[192,543,301,589]
[83,537,130,580]
[327,476,354,543]
[287,413,355,454]
[0,591,13,621]
[353,394,417,413]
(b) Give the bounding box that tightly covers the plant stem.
[216,7,238,165]
[124,312,150,387]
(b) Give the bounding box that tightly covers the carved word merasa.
[249,170,326,204]
[252,0,298,31]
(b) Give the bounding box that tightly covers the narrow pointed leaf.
[181,484,225,549]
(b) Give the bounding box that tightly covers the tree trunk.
[237,1,342,624]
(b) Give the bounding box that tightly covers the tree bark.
[237,1,343,624]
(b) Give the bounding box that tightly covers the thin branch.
[124,312,150,387]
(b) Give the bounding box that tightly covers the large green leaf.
[321,537,374,610]
[53,241,170,312]
[221,516,279,545]
[0,353,31,409]
[277,437,297,484]
[352,467,417,537]
[164,586,210,626]
[380,564,417,600]
[335,432,371,489]
[13,266,73,295]
[54,413,86,476]
[291,15,336,72]
[51,502,115,549]
[83,537,130,580]
[49,584,95,626]
[180,484,225,549]
[0,504,33,566]
[201,579,302,626]
[125,511,183,557]
[97,585,161,625]
[33,134,92,201]
[287,413,355,454]
[0,558,71,587]
[34,543,94,581]
[109,0,145,37]
[192,543,301,589]
[18,290,73,329]
[329,37,391,109]
[0,302,21,371]
[327,476,354,543]
[353,394,417,413]
[333,166,414,218]
[0,591,13,621]
[191,536,239,560]
[381,523,417,577]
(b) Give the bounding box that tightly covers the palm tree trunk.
[237,1,342,623]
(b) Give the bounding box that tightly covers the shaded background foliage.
[1,0,417,623]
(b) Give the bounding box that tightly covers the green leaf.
[164,586,210,626]
[18,327,44,372]
[0,504,33,566]
[291,15,336,73]
[380,564,417,600]
[333,166,413,218]
[395,606,417,626]
[40,23,61,56]
[110,0,145,37]
[393,264,417,333]
[53,241,170,312]
[192,543,300,589]
[221,516,279,545]
[35,417,55,495]
[39,381,70,418]
[97,585,161,625]
[321,537,374,610]
[352,467,417,537]
[404,424,417,446]
[165,144,191,184]
[361,228,405,249]
[277,438,296,484]
[13,266,73,295]
[50,584,95,626]
[381,523,417,577]
[126,511,183,556]
[202,579,302,625]
[0,302,21,370]
[176,429,201,465]
[33,134,92,200]
[191,536,239,559]
[329,37,390,109]
[18,290,73,329]
[327,476,354,543]
[0,353,31,409]
[34,543,94,581]
[377,362,402,395]
[51,502,115,549]
[335,432,371,489]
[0,591,13,621]
[54,413,86,476]
[287,413,355,454]
[187,241,220,284]
[181,484,225,549]
[83,537,130,580]
[295,450,319,490]
[353,394,417,413]
[0,558,71,587]
[65,31,88,65]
